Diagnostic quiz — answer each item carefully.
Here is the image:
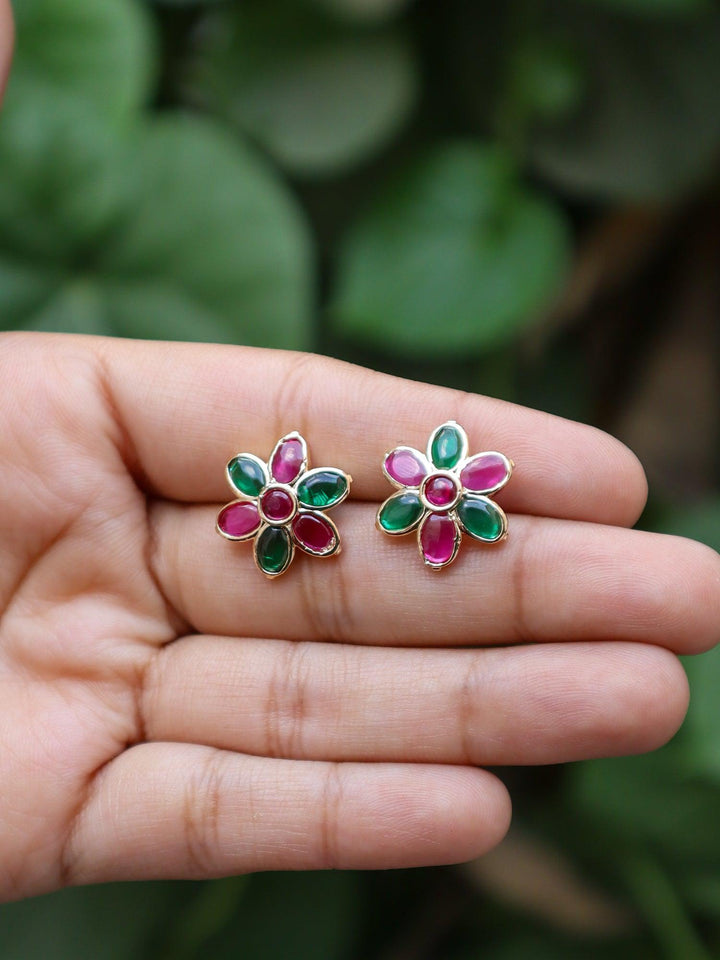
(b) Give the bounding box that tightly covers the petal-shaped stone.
[270,436,305,485]
[228,455,267,498]
[460,453,511,494]
[384,447,428,487]
[419,512,459,567]
[217,501,261,540]
[292,512,338,555]
[255,525,293,576]
[457,494,506,542]
[377,492,424,534]
[429,422,467,470]
[296,469,348,509]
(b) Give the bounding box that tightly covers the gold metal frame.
[217,430,351,579]
[376,420,514,570]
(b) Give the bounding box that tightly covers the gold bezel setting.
[217,431,351,579]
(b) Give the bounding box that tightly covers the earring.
[377,421,513,570]
[216,432,351,578]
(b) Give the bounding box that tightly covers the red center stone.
[424,474,457,508]
[261,486,295,523]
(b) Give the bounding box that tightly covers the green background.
[2,0,720,956]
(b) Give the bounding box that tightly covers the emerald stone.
[430,423,465,470]
[255,525,293,575]
[296,470,348,509]
[457,494,505,542]
[378,492,424,533]
[228,455,266,498]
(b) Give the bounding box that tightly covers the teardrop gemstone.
[430,423,466,470]
[255,525,293,576]
[384,448,427,487]
[270,437,305,484]
[460,453,511,494]
[457,495,506,542]
[228,455,267,498]
[217,501,261,540]
[296,470,348,509]
[292,512,337,555]
[419,513,458,567]
[377,492,424,534]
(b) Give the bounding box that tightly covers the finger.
[152,501,720,654]
[88,336,647,524]
[0,0,13,102]
[63,745,511,883]
[142,636,688,765]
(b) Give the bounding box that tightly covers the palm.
[1,332,718,903]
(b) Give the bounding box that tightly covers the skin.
[0,331,719,902]
[0,0,12,103]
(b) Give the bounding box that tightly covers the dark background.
[2,0,720,956]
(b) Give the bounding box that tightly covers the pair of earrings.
[216,423,513,578]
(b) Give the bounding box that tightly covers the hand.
[1,332,718,902]
[0,0,13,103]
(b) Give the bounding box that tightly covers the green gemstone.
[430,424,464,469]
[228,456,266,497]
[255,525,292,575]
[378,492,424,533]
[457,495,505,542]
[296,470,348,509]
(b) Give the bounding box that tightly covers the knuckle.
[264,641,312,757]
[181,752,227,875]
[318,762,344,870]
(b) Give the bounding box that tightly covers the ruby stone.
[292,512,336,554]
[261,487,295,523]
[424,474,457,508]
[217,501,261,539]
[420,513,457,567]
[271,438,304,484]
[385,448,427,487]
[460,454,509,493]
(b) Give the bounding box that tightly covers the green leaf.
[530,8,720,200]
[8,0,155,128]
[156,877,249,960]
[203,871,361,960]
[0,881,182,960]
[330,142,570,357]
[0,112,314,347]
[570,749,720,866]
[188,3,418,175]
[0,97,134,261]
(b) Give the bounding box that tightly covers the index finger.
[89,336,647,524]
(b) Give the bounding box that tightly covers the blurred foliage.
[2,0,720,956]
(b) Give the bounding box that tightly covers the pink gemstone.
[271,438,304,484]
[261,487,295,522]
[460,453,510,493]
[385,448,427,487]
[217,501,261,539]
[424,474,457,507]
[292,512,336,554]
[420,513,457,566]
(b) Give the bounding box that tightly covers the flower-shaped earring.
[216,432,351,578]
[377,421,513,569]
